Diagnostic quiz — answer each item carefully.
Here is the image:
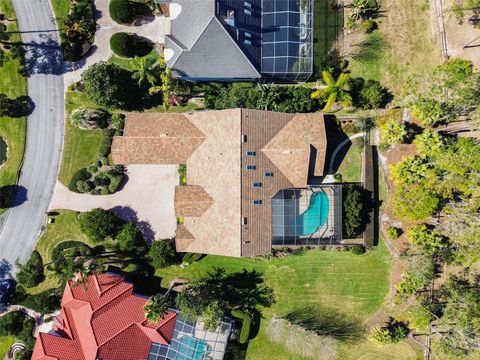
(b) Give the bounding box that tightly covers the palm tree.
[131,56,160,86]
[349,0,379,21]
[144,294,169,324]
[72,259,104,291]
[311,71,352,112]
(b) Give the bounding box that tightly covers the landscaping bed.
[0,0,27,213]
[52,0,96,62]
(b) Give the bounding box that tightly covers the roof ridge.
[92,284,133,314]
[211,16,261,77]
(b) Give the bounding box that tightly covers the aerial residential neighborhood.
[0,0,479,360]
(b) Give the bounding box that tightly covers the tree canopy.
[16,250,44,287]
[78,208,124,242]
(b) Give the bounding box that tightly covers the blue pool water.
[176,336,208,360]
[297,192,329,235]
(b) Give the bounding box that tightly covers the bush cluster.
[69,161,124,195]
[71,108,110,129]
[342,185,364,239]
[16,250,44,287]
[110,32,153,58]
[148,240,176,268]
[109,0,136,24]
[78,208,124,242]
[61,0,96,61]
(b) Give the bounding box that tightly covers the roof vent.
[160,133,168,137]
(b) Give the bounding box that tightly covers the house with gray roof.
[164,0,314,82]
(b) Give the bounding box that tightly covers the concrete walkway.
[63,0,170,85]
[0,0,65,275]
[49,165,178,242]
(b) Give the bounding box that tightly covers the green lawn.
[0,0,27,213]
[154,241,414,359]
[108,49,160,72]
[349,0,441,95]
[0,336,14,358]
[335,142,362,183]
[31,210,94,294]
[58,92,110,186]
[312,0,343,80]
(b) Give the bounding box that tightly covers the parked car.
[0,279,15,305]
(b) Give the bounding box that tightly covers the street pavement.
[0,0,64,277]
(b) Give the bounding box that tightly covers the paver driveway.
[48,165,178,242]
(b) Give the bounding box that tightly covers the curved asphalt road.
[0,0,64,277]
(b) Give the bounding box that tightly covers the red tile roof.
[32,273,177,360]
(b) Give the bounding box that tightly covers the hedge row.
[231,309,252,344]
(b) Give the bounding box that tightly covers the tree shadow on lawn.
[0,185,28,208]
[324,114,351,175]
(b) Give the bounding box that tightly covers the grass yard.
[0,0,27,213]
[154,241,414,359]
[31,210,94,294]
[312,0,344,80]
[58,92,110,186]
[0,336,14,358]
[335,142,362,183]
[109,49,160,72]
[349,0,441,95]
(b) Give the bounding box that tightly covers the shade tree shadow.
[109,205,155,244]
[0,185,28,208]
[20,33,64,75]
[0,259,13,280]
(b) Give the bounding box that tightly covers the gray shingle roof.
[165,1,260,79]
[170,18,260,79]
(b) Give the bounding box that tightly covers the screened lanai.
[261,0,314,81]
[271,186,342,246]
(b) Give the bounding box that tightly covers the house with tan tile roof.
[112,109,342,258]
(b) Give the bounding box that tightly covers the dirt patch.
[439,0,480,68]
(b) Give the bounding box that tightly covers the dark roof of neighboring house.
[32,273,177,360]
[165,0,261,79]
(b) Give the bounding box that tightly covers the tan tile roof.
[175,185,214,217]
[112,109,327,258]
[262,113,327,187]
[111,113,206,164]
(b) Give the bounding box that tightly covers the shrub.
[0,94,31,117]
[111,113,124,130]
[333,173,343,182]
[12,287,62,314]
[381,120,407,145]
[342,185,363,239]
[109,0,136,24]
[359,80,388,109]
[369,322,407,345]
[82,62,138,109]
[78,208,124,242]
[182,252,202,265]
[231,309,252,344]
[148,239,176,268]
[16,250,44,287]
[107,172,123,193]
[71,108,110,129]
[350,245,365,255]
[392,185,440,221]
[68,168,90,192]
[0,312,24,336]
[110,32,136,58]
[386,227,401,240]
[116,222,145,253]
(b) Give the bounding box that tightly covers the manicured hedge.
[109,0,136,25]
[231,309,252,344]
[110,32,153,58]
[68,168,91,192]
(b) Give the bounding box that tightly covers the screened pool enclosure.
[261,0,314,81]
[271,186,343,246]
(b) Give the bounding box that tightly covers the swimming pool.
[175,336,209,360]
[297,192,329,235]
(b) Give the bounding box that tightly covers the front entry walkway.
[49,165,178,242]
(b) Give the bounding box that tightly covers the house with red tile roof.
[32,273,232,360]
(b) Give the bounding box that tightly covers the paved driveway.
[0,0,64,277]
[48,165,178,242]
[64,0,171,85]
